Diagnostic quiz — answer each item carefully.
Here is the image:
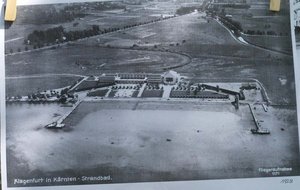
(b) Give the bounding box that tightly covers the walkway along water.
[243,103,270,135]
[45,95,85,128]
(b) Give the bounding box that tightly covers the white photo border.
[1,0,300,189]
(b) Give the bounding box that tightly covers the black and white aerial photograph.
[3,0,300,188]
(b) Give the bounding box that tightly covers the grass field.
[5,76,81,96]
[221,3,292,53]
[241,34,292,53]
[234,16,291,36]
[5,11,296,105]
[5,44,190,76]
[4,1,179,54]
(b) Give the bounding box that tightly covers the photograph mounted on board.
[3,0,300,188]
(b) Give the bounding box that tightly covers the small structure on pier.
[45,122,65,129]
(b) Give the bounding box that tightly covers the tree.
[32,94,37,99]
[221,8,226,16]
[59,95,67,103]
[92,25,100,33]
[60,88,69,95]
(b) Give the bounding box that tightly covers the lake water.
[5,101,300,186]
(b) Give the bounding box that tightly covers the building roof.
[163,70,179,78]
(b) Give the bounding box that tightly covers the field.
[4,1,180,54]
[6,100,300,186]
[241,34,292,53]
[234,15,291,36]
[5,75,82,96]
[5,11,296,105]
[221,3,292,53]
[5,44,191,76]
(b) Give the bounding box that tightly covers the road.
[5,37,24,43]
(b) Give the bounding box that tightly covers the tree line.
[221,4,250,9]
[244,30,289,36]
[24,15,176,50]
[25,25,100,48]
[218,15,243,35]
[176,6,200,15]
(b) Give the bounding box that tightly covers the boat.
[45,122,65,129]
[251,128,270,135]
